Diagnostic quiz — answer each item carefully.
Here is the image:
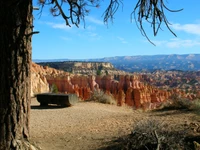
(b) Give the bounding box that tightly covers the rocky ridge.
[37,61,126,75]
[31,62,69,96]
[31,62,198,109]
[34,54,200,72]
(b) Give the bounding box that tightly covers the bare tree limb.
[154,130,161,150]
[132,0,183,45]
[103,0,123,24]
[54,0,71,26]
[36,0,183,45]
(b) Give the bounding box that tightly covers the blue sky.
[32,0,200,59]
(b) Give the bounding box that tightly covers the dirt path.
[30,98,200,150]
[30,98,147,150]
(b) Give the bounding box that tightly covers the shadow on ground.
[98,133,200,150]
[31,105,70,110]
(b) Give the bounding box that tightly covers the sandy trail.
[30,98,147,150]
[30,98,199,150]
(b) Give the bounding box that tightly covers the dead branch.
[36,0,183,45]
[132,0,183,45]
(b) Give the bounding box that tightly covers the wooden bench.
[36,93,79,107]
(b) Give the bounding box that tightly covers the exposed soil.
[30,98,200,150]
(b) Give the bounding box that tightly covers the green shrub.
[50,83,58,93]
[89,90,116,105]
[190,99,200,111]
[96,69,101,76]
[105,70,109,75]
[157,97,200,118]
[159,94,192,110]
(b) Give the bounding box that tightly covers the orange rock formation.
[31,62,198,109]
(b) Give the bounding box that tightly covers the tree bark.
[0,0,33,149]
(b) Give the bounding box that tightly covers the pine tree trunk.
[0,0,33,149]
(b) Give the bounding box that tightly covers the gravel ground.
[30,98,200,150]
[30,98,147,150]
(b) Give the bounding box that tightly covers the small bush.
[159,95,192,111]
[103,119,191,150]
[132,119,192,149]
[89,90,116,105]
[190,99,200,111]
[159,97,200,112]
[96,70,102,76]
[50,83,58,93]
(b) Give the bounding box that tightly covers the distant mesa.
[31,61,200,110]
[33,54,200,72]
[37,61,126,76]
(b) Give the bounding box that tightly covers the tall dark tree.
[0,0,181,149]
[0,0,33,149]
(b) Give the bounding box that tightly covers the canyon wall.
[31,63,198,109]
[37,61,127,75]
[45,73,171,109]
[31,62,67,96]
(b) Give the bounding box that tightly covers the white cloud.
[152,38,200,48]
[84,32,101,40]
[52,23,81,30]
[60,36,71,41]
[52,23,72,30]
[117,36,128,44]
[172,23,200,35]
[43,21,84,31]
[150,40,167,46]
[86,25,96,31]
[42,21,102,40]
[88,32,98,37]
[85,16,104,25]
[167,39,200,48]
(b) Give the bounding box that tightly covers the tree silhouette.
[0,1,33,149]
[38,0,182,45]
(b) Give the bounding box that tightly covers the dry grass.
[99,95,200,150]
[130,119,191,149]
[158,96,200,113]
[100,119,196,150]
[88,90,117,105]
[159,98,192,110]
[190,99,200,112]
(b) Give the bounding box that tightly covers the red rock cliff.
[31,62,197,109]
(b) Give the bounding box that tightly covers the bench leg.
[40,102,48,106]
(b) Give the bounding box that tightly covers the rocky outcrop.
[95,75,170,109]
[37,61,127,75]
[46,75,98,100]
[140,70,200,95]
[31,63,48,96]
[31,62,67,97]
[31,72,49,97]
[31,62,198,109]
[45,73,171,109]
